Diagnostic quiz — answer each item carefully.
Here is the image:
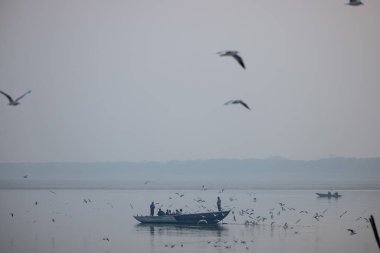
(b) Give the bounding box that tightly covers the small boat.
[134,210,230,225]
[316,192,342,198]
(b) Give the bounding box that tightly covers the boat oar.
[369,215,380,249]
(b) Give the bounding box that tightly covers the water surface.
[0,189,379,253]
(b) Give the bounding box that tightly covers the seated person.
[157,208,165,216]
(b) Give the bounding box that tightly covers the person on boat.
[178,209,183,215]
[157,208,165,216]
[217,196,222,211]
[165,209,170,215]
[150,201,155,216]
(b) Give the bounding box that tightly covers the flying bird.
[347,0,363,6]
[0,90,31,106]
[217,51,246,69]
[224,100,251,110]
[347,229,357,235]
[340,211,348,218]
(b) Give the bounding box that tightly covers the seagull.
[217,50,246,69]
[224,100,251,110]
[0,90,31,106]
[340,211,348,218]
[347,229,357,235]
[347,0,363,6]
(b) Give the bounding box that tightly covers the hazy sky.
[0,0,379,163]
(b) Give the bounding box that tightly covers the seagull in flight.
[0,90,31,106]
[347,229,357,235]
[217,51,245,69]
[347,0,363,6]
[224,100,251,110]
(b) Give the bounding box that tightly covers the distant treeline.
[0,157,379,190]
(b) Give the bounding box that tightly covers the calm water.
[0,189,379,253]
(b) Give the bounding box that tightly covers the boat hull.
[134,210,230,225]
[316,193,342,198]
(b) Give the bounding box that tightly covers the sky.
[0,0,379,163]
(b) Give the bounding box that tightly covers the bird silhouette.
[340,211,348,218]
[217,50,246,69]
[0,90,31,106]
[347,0,363,6]
[347,229,357,235]
[224,100,251,110]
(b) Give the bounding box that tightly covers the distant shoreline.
[1,157,379,190]
[1,180,379,191]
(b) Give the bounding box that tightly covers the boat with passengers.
[134,210,230,225]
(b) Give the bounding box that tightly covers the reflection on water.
[135,223,227,233]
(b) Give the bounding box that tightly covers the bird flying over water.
[224,100,251,110]
[347,0,363,6]
[340,211,348,218]
[217,51,246,69]
[0,90,31,106]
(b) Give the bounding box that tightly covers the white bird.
[347,0,363,6]
[217,50,246,69]
[224,100,251,110]
[0,90,31,106]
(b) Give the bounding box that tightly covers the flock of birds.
[0,50,253,110]
[129,189,372,250]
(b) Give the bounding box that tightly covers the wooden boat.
[134,210,230,225]
[316,192,342,198]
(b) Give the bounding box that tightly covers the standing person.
[150,201,155,216]
[217,196,222,211]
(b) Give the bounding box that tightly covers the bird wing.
[224,100,234,105]
[239,101,251,110]
[217,50,229,56]
[0,90,14,103]
[15,90,31,102]
[232,54,245,69]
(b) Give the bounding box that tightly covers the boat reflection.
[135,223,228,235]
